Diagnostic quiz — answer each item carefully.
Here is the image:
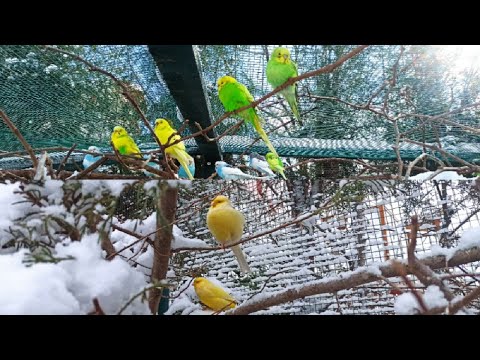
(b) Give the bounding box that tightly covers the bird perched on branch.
[206,195,251,274]
[82,146,102,169]
[193,277,237,312]
[266,152,287,180]
[215,161,269,180]
[154,118,194,180]
[249,152,275,177]
[111,126,142,158]
[266,47,303,126]
[217,75,279,158]
[178,161,196,180]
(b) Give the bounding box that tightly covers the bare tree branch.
[0,109,38,169]
[227,245,480,315]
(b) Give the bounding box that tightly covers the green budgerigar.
[266,152,287,180]
[266,47,303,126]
[217,75,279,158]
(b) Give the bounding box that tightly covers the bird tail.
[252,116,279,158]
[278,169,287,180]
[285,90,303,126]
[173,150,194,180]
[231,245,251,274]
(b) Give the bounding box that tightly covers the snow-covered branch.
[228,245,480,315]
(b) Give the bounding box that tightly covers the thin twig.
[0,109,38,169]
[87,298,106,315]
[42,45,175,178]
[55,143,77,177]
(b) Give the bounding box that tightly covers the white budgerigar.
[215,161,269,180]
[248,152,275,177]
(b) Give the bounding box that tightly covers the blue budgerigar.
[248,152,275,177]
[142,156,162,177]
[82,146,102,170]
[215,161,269,180]
[178,158,196,180]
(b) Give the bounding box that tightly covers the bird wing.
[237,82,255,103]
[201,282,236,304]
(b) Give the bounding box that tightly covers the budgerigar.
[207,195,251,274]
[266,152,287,180]
[82,146,102,170]
[178,158,196,180]
[249,152,275,177]
[111,126,142,158]
[193,277,237,311]
[142,156,162,177]
[154,118,194,180]
[215,161,268,180]
[266,47,302,125]
[217,75,279,157]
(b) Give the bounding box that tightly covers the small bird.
[266,152,287,180]
[215,161,268,180]
[142,156,162,177]
[193,277,237,312]
[249,152,275,177]
[178,159,196,180]
[217,75,279,158]
[82,146,102,170]
[111,126,142,158]
[266,47,303,125]
[207,195,251,273]
[154,118,194,180]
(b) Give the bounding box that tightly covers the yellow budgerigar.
[193,277,237,312]
[154,118,194,180]
[111,126,142,158]
[206,195,251,274]
[217,75,279,158]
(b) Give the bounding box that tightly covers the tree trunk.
[148,181,178,314]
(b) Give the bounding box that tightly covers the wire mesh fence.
[1,45,479,174]
[114,179,480,314]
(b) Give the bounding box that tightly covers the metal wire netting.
[115,179,480,314]
[1,45,480,171]
[0,45,178,152]
[197,45,480,160]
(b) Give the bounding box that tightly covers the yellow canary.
[154,118,194,180]
[206,195,251,273]
[111,126,142,157]
[193,277,236,312]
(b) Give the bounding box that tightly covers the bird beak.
[283,54,288,61]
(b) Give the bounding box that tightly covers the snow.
[0,176,478,315]
[82,180,136,198]
[393,293,418,315]
[0,236,149,315]
[394,285,448,315]
[409,171,470,180]
[426,227,480,261]
[423,285,448,309]
[5,57,19,64]
[44,64,59,74]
